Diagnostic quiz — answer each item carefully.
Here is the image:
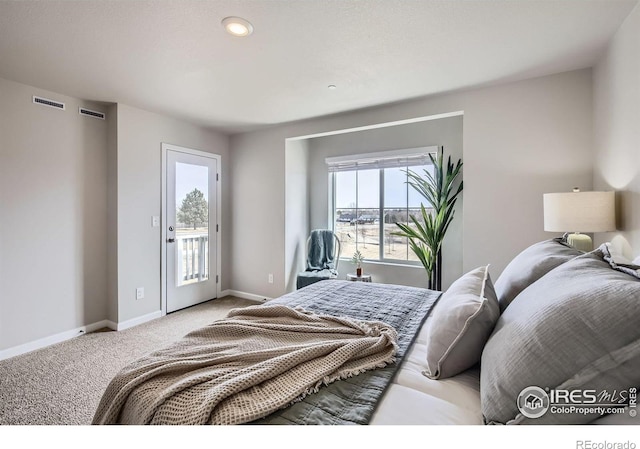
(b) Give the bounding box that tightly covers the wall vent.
[79,107,106,120]
[33,96,65,110]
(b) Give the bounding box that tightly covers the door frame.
[161,142,222,316]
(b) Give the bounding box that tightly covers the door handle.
[167,238,176,243]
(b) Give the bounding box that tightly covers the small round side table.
[346,273,372,282]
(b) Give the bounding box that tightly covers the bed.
[93,239,640,425]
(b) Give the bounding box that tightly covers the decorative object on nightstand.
[347,273,372,282]
[543,188,616,252]
[351,250,365,277]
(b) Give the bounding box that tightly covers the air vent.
[79,107,106,120]
[33,96,65,110]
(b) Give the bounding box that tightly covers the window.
[328,147,437,263]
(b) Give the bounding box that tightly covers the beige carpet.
[0,297,255,425]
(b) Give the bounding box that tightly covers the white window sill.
[339,258,423,269]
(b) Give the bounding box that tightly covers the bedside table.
[346,273,372,282]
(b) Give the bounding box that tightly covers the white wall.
[230,69,593,298]
[0,77,108,350]
[306,116,463,289]
[593,4,640,259]
[114,104,230,323]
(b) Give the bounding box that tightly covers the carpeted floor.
[0,296,256,425]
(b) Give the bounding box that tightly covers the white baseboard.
[0,319,113,362]
[0,297,263,362]
[219,289,271,303]
[116,310,162,331]
[0,309,167,361]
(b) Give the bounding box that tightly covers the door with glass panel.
[165,148,217,313]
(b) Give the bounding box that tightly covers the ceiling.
[0,0,637,134]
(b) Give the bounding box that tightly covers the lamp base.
[566,233,593,252]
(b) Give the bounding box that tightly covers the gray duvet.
[256,280,439,424]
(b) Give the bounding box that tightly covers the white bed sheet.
[370,316,629,425]
[370,316,483,425]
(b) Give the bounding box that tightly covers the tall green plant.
[393,147,463,290]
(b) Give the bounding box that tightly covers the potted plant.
[393,146,463,290]
[351,250,365,277]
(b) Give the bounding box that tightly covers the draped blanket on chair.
[297,229,339,289]
[306,229,336,271]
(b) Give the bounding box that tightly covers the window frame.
[327,146,438,266]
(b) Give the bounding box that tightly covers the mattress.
[371,316,483,425]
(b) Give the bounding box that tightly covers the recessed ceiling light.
[222,17,254,37]
[328,84,337,90]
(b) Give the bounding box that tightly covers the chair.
[296,229,341,289]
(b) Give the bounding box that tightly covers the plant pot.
[356,267,363,277]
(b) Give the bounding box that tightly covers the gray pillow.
[423,265,500,380]
[481,245,640,425]
[494,238,582,312]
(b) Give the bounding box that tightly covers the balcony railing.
[176,233,209,285]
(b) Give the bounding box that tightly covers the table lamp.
[543,188,615,252]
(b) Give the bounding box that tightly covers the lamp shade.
[543,190,615,233]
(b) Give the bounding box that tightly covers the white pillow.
[423,265,500,380]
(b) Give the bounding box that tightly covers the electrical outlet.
[136,287,144,300]
[268,274,274,284]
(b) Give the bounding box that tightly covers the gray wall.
[284,139,310,292]
[306,116,463,289]
[0,64,600,351]
[0,79,232,350]
[230,69,593,298]
[113,104,230,322]
[0,77,108,350]
[106,104,118,323]
[593,3,640,259]
[230,126,288,298]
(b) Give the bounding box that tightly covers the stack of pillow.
[422,238,640,424]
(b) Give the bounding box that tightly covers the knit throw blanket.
[92,304,398,425]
